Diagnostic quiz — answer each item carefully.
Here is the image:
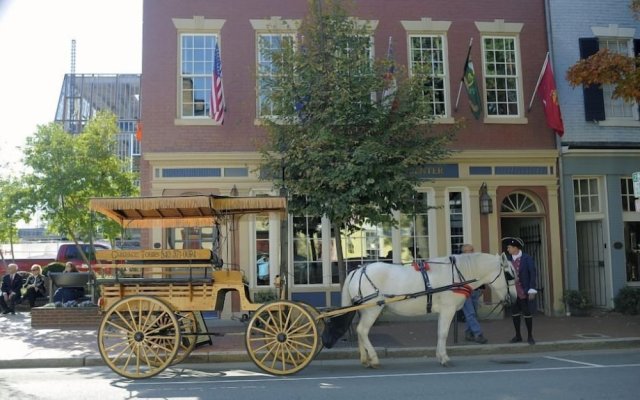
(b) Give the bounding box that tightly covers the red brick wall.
[31,307,102,330]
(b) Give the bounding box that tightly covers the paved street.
[0,349,638,400]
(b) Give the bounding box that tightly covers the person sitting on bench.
[53,262,85,303]
[23,264,47,308]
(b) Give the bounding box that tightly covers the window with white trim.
[449,191,465,254]
[255,215,271,286]
[257,33,294,118]
[482,36,520,117]
[292,215,323,285]
[400,192,430,263]
[601,38,637,120]
[573,178,600,213]
[179,34,216,118]
[409,35,447,117]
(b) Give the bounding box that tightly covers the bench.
[94,248,216,285]
[48,272,93,303]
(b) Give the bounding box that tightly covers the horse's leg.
[356,306,383,368]
[435,306,456,366]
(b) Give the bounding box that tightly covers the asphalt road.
[1,349,638,400]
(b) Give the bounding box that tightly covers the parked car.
[0,242,110,275]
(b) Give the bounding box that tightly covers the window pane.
[483,36,519,116]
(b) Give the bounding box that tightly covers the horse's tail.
[341,268,358,307]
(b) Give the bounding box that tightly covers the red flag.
[210,40,225,124]
[538,54,564,136]
[135,122,142,142]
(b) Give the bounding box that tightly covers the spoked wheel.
[245,300,319,375]
[98,295,180,379]
[300,302,324,357]
[173,311,198,364]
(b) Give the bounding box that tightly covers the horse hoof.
[369,363,381,369]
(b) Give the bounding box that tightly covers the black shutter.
[579,38,605,121]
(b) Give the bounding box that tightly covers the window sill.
[432,116,456,124]
[483,116,528,125]
[597,119,640,128]
[174,118,221,126]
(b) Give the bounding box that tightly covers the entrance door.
[576,220,607,307]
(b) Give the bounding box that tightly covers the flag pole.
[528,52,550,111]
[454,37,473,112]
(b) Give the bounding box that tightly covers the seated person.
[53,262,85,303]
[0,263,24,314]
[23,264,47,308]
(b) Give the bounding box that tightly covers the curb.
[4,338,640,370]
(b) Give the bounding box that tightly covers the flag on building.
[538,53,564,136]
[381,36,397,110]
[210,40,225,124]
[462,47,482,120]
[135,121,143,142]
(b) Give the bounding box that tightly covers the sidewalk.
[1,310,639,369]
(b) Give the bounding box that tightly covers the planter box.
[31,307,102,329]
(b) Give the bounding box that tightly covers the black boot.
[510,315,522,343]
[525,316,534,344]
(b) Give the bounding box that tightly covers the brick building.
[140,0,563,314]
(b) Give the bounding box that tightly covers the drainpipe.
[545,0,570,315]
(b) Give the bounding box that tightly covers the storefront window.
[256,215,270,286]
[400,193,430,264]
[292,216,323,285]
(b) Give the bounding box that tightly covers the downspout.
[545,0,570,314]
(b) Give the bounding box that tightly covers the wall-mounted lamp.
[230,185,239,196]
[479,182,493,214]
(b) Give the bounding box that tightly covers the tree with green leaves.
[22,111,138,265]
[0,177,34,266]
[566,0,640,102]
[259,0,459,285]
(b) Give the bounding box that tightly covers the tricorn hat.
[502,237,524,249]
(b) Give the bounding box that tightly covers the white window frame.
[589,25,639,126]
[172,17,225,126]
[402,18,453,124]
[444,187,471,254]
[475,20,527,125]
[573,176,605,221]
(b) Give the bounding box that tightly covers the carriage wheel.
[147,311,198,367]
[300,302,324,357]
[173,311,198,365]
[245,300,319,375]
[98,295,180,379]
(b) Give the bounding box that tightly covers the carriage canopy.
[88,195,287,228]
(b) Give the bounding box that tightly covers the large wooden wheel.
[245,300,319,375]
[98,295,180,379]
[173,311,198,364]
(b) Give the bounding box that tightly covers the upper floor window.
[579,25,639,125]
[180,34,216,118]
[257,34,295,118]
[573,178,600,214]
[409,35,447,117]
[482,36,520,117]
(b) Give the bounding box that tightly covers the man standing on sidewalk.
[461,244,488,344]
[504,237,537,345]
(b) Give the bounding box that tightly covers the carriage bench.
[47,272,92,303]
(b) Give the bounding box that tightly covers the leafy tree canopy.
[22,111,138,246]
[566,0,640,102]
[260,0,458,233]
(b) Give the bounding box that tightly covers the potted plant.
[563,289,592,316]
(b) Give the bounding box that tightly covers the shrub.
[562,289,592,310]
[42,262,66,276]
[614,286,640,315]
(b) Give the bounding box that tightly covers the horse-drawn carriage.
[89,195,513,379]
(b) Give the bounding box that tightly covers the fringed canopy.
[89,195,287,228]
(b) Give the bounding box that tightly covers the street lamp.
[479,182,493,215]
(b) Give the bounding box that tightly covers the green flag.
[463,55,482,119]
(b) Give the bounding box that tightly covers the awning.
[89,195,287,228]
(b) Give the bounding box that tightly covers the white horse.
[341,253,513,368]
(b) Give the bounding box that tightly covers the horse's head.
[474,253,513,308]
[498,252,516,305]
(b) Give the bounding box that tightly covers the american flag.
[210,40,225,123]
